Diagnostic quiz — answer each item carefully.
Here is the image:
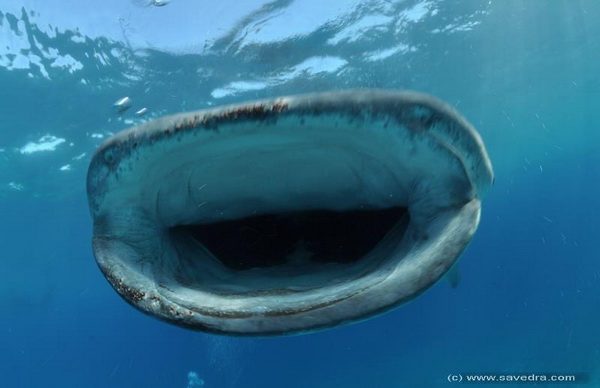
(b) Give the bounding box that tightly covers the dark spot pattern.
[103,268,146,303]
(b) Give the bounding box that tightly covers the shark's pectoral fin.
[445,263,461,289]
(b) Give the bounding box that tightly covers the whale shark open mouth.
[87,90,493,336]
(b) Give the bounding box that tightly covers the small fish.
[114,97,132,113]
[135,108,148,117]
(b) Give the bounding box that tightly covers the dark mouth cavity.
[170,207,409,271]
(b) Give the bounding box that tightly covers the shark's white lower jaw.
[93,198,480,336]
[88,90,493,336]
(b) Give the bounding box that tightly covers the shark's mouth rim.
[87,89,493,336]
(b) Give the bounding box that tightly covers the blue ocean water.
[1,1,599,387]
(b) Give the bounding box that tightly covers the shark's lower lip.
[87,89,493,336]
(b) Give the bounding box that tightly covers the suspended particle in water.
[187,371,204,387]
[133,0,170,6]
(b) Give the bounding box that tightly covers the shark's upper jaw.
[87,90,493,336]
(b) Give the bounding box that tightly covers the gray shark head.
[87,90,493,336]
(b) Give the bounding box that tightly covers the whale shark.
[86,90,493,336]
